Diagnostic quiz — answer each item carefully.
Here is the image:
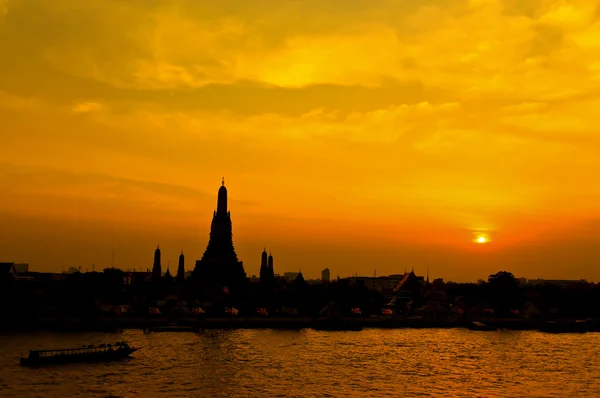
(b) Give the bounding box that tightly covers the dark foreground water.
[1,329,599,397]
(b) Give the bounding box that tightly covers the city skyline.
[2,1,600,281]
[2,178,597,283]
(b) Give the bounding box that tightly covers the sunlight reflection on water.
[1,329,599,397]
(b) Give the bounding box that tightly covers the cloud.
[3,0,600,106]
[0,90,42,111]
[2,0,600,278]
[72,101,104,113]
[0,0,6,19]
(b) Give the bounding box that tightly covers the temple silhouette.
[259,248,275,284]
[152,246,161,282]
[192,179,246,287]
[176,251,185,285]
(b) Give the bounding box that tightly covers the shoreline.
[2,316,597,333]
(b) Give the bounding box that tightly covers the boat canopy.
[30,342,129,353]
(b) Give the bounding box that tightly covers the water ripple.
[1,329,599,397]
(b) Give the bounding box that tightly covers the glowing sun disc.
[477,236,487,243]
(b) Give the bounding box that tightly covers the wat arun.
[192,179,246,287]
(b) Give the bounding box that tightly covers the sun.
[477,236,487,244]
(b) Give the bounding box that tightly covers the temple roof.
[392,271,418,293]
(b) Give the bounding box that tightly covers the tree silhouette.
[488,271,518,289]
[487,271,520,316]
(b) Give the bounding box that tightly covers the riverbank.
[3,316,598,332]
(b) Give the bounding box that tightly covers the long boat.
[20,341,139,366]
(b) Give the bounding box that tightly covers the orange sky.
[1,0,600,281]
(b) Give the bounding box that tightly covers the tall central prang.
[193,178,246,286]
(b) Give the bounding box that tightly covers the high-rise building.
[152,246,161,282]
[321,268,331,282]
[192,179,246,286]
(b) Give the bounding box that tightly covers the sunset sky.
[2,0,600,281]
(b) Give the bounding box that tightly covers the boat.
[468,321,497,331]
[20,341,139,366]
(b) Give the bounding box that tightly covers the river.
[1,329,598,397]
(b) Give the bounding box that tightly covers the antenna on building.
[374,269,376,278]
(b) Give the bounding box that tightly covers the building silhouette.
[268,252,274,277]
[294,271,306,285]
[259,248,275,283]
[176,251,185,284]
[259,248,269,281]
[192,179,246,286]
[283,272,299,282]
[321,268,330,282]
[163,263,173,283]
[152,246,161,282]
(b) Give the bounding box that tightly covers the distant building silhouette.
[268,252,274,277]
[0,262,17,286]
[176,251,185,284]
[192,179,246,286]
[349,273,419,294]
[283,272,299,282]
[152,246,161,282]
[163,264,173,283]
[259,248,269,283]
[260,248,268,281]
[14,263,29,274]
[259,248,275,283]
[294,271,306,285]
[321,268,330,282]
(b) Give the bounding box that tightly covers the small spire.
[222,177,225,186]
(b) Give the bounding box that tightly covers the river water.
[0,328,598,397]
